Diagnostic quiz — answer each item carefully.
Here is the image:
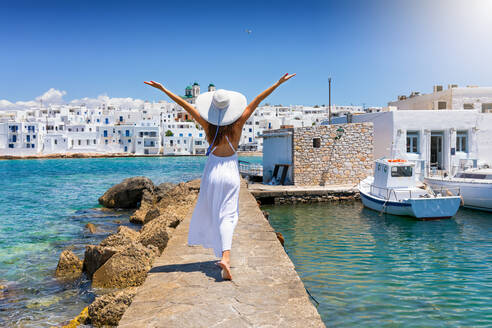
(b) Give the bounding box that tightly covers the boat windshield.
[455,173,492,180]
[391,166,413,177]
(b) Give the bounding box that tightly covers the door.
[430,134,443,170]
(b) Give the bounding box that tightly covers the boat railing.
[360,179,461,200]
[430,186,461,197]
[359,180,404,202]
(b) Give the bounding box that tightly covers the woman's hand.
[144,80,165,91]
[277,73,296,85]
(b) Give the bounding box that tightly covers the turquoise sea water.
[0,156,260,327]
[262,202,492,327]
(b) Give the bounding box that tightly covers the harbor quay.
[248,183,359,205]
[118,178,325,328]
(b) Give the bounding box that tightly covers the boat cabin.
[373,159,416,189]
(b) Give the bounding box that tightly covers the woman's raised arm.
[144,80,209,129]
[236,73,296,127]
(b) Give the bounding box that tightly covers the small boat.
[425,168,492,212]
[358,159,461,220]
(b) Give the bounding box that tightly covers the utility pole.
[328,77,332,124]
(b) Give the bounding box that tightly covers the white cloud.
[35,88,66,105]
[70,94,145,109]
[0,88,147,111]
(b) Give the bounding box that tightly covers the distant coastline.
[0,151,262,160]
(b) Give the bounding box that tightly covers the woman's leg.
[217,214,237,280]
[218,250,232,280]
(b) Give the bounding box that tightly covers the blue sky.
[1,0,492,108]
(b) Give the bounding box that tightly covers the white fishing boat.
[358,159,461,220]
[425,168,492,212]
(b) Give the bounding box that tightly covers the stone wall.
[293,123,373,186]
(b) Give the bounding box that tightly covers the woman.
[144,73,296,280]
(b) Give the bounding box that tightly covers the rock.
[129,189,155,224]
[88,288,137,327]
[116,225,140,241]
[155,182,176,201]
[156,180,200,209]
[98,176,155,209]
[100,226,138,248]
[85,223,97,233]
[55,249,83,280]
[62,306,89,328]
[91,242,157,288]
[276,232,285,247]
[83,245,119,279]
[83,227,139,278]
[137,215,171,253]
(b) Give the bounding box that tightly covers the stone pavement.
[118,179,325,328]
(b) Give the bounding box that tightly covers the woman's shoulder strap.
[225,135,237,153]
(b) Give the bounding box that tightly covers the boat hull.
[359,189,461,220]
[425,177,492,212]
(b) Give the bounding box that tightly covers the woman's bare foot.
[216,261,232,280]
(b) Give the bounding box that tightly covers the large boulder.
[129,189,156,224]
[156,179,200,211]
[83,226,139,278]
[91,242,158,288]
[137,215,174,253]
[98,177,155,209]
[83,245,119,279]
[55,249,83,280]
[154,182,177,202]
[88,287,137,327]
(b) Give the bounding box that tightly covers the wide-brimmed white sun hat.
[196,89,247,126]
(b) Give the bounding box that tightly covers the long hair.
[206,121,237,148]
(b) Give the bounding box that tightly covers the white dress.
[188,136,240,257]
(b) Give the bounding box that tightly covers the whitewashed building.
[389,85,492,112]
[332,110,492,178]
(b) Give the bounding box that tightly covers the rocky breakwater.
[55,176,200,327]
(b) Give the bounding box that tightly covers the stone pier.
[118,179,325,327]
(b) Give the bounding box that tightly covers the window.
[93,139,96,144]
[406,131,419,153]
[26,144,30,148]
[456,131,468,152]
[105,140,108,144]
[179,133,183,137]
[33,135,36,139]
[463,103,474,109]
[248,137,252,142]
[87,140,90,145]
[313,137,321,148]
[188,133,192,137]
[78,140,81,146]
[54,139,58,145]
[8,144,14,148]
[482,103,492,113]
[438,101,447,110]
[199,133,203,137]
[103,130,108,137]
[391,166,413,177]
[248,128,252,132]
[125,130,130,136]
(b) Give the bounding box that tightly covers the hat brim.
[196,90,247,126]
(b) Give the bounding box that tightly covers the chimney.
[448,84,458,89]
[433,85,443,92]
